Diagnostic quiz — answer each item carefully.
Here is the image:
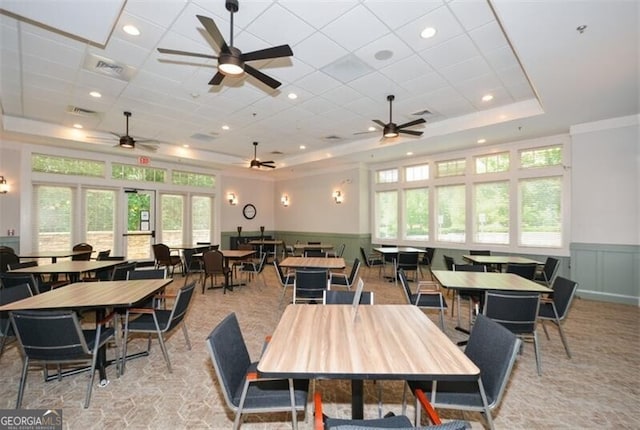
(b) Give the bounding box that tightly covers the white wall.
[570,115,639,245]
[219,174,275,233]
[0,142,22,235]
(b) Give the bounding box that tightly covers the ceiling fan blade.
[260,163,276,169]
[372,119,386,128]
[209,71,225,85]
[242,45,293,62]
[244,64,281,89]
[260,160,275,164]
[398,129,424,136]
[196,15,228,52]
[157,47,218,60]
[397,118,427,129]
[353,130,377,135]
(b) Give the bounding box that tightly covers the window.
[436,159,466,177]
[375,191,398,239]
[161,194,184,246]
[32,154,104,177]
[173,171,215,188]
[192,196,212,243]
[112,163,166,183]
[520,145,562,168]
[85,189,116,252]
[436,185,465,243]
[475,152,509,174]
[474,181,509,244]
[404,188,429,240]
[34,185,72,251]
[405,164,429,181]
[376,168,398,184]
[520,177,562,247]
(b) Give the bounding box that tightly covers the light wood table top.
[249,239,283,245]
[432,270,552,293]
[10,260,123,275]
[220,249,256,259]
[259,304,479,380]
[293,243,334,250]
[0,279,173,311]
[462,255,543,266]
[19,250,94,263]
[280,257,346,270]
[373,247,424,254]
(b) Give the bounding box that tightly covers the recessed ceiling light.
[406,151,413,156]
[288,93,298,100]
[89,91,101,98]
[481,94,494,102]
[73,124,83,129]
[299,145,306,150]
[420,27,437,39]
[123,25,140,36]
[368,126,376,132]
[182,144,190,148]
[477,138,487,144]
[221,125,230,131]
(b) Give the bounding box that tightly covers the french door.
[123,190,156,260]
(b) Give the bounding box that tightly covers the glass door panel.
[123,190,155,260]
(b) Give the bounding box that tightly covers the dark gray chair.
[538,276,578,358]
[0,250,19,273]
[182,247,203,286]
[110,261,137,281]
[483,290,542,375]
[0,272,41,295]
[360,247,383,278]
[534,257,559,287]
[396,252,420,281]
[452,264,486,333]
[398,268,448,330]
[419,247,436,279]
[10,309,118,408]
[304,249,326,258]
[127,268,168,308]
[71,242,93,261]
[0,283,32,358]
[505,263,538,280]
[329,258,361,290]
[207,313,309,430]
[406,315,521,430]
[323,289,373,305]
[120,282,196,374]
[293,269,329,304]
[274,258,295,306]
[238,252,267,289]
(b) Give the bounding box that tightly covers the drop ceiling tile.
[170,2,230,47]
[321,54,374,84]
[112,12,167,52]
[292,71,342,96]
[363,0,444,30]
[245,3,315,46]
[355,33,414,70]
[322,84,366,106]
[20,30,84,69]
[419,34,477,70]
[379,55,434,84]
[447,0,495,31]
[266,57,315,85]
[194,0,272,31]
[346,71,411,101]
[423,86,474,116]
[440,56,492,85]
[95,36,152,69]
[322,5,389,51]
[299,97,338,115]
[125,0,188,29]
[484,46,520,72]
[292,32,348,69]
[467,87,513,110]
[395,4,465,52]
[279,0,359,30]
[22,54,78,83]
[469,21,509,53]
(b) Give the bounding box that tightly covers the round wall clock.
[242,203,257,220]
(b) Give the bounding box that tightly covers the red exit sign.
[138,156,150,165]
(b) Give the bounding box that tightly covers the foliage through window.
[520,145,562,168]
[474,181,509,244]
[172,170,215,188]
[520,177,562,247]
[405,164,429,181]
[404,188,429,240]
[436,185,466,242]
[376,168,398,184]
[436,159,466,177]
[32,154,104,177]
[85,189,116,252]
[112,163,166,183]
[34,185,72,251]
[475,152,509,174]
[375,191,398,239]
[161,194,184,246]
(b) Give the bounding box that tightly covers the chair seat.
[411,293,448,309]
[326,414,412,429]
[537,302,556,318]
[232,363,309,409]
[126,310,172,331]
[409,380,493,409]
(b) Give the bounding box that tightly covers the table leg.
[351,380,364,419]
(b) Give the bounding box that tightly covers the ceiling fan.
[157,0,293,89]
[248,141,275,169]
[365,95,426,139]
[89,111,158,152]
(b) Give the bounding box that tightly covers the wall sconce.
[281,194,289,207]
[333,190,343,204]
[227,192,237,206]
[0,176,8,194]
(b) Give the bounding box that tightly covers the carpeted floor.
[0,264,638,429]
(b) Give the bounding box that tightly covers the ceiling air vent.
[83,53,136,82]
[67,106,99,117]
[270,150,284,155]
[190,133,217,142]
[411,109,432,116]
[324,135,343,141]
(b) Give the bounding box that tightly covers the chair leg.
[556,321,572,358]
[533,332,542,376]
[16,357,29,408]
[84,348,101,408]
[156,333,172,373]
[477,378,495,430]
[288,378,299,430]
[181,324,192,350]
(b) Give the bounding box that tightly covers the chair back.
[469,250,491,256]
[359,247,372,267]
[8,261,37,270]
[545,276,578,320]
[0,246,15,253]
[453,264,487,272]
[72,243,93,261]
[334,243,346,257]
[127,268,167,280]
[304,249,325,258]
[111,261,137,281]
[206,313,252,409]
[346,258,361,284]
[182,248,200,272]
[294,269,328,303]
[465,314,521,408]
[273,259,293,286]
[483,291,540,335]
[96,250,111,260]
[11,310,90,361]
[165,282,196,332]
[443,255,455,271]
[397,252,419,270]
[422,247,436,265]
[505,263,537,280]
[308,241,321,245]
[0,251,20,273]
[203,250,226,275]
[397,268,414,304]
[1,283,33,339]
[0,272,40,295]
[539,257,559,285]
[152,243,171,264]
[323,290,373,305]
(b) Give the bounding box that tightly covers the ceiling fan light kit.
[372,94,426,140]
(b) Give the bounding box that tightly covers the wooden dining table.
[18,250,95,263]
[279,256,345,270]
[462,254,543,271]
[10,260,125,283]
[258,304,479,419]
[0,278,173,384]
